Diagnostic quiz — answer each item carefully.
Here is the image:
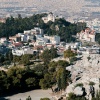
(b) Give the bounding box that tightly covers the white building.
[21,34,27,42]
[18,33,34,42]
[66,42,80,50]
[44,35,60,45]
[24,30,31,34]
[18,33,27,42]
[35,37,48,46]
[24,27,43,36]
[12,47,33,56]
[31,27,43,35]
[77,28,95,42]
[0,38,7,43]
[42,12,55,23]
[27,35,34,41]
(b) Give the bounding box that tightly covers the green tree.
[56,68,70,91]
[57,60,69,68]
[13,55,21,63]
[40,98,50,100]
[57,76,61,90]
[8,51,13,62]
[25,78,36,88]
[61,68,66,90]
[67,92,86,100]
[20,54,30,65]
[0,55,5,63]
[39,73,52,89]
[64,48,77,62]
[49,47,58,59]
[40,49,51,64]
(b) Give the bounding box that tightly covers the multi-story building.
[24,27,43,36]
[44,35,60,44]
[9,35,21,42]
[34,37,48,46]
[77,28,95,42]
[20,34,27,42]
[12,47,33,56]
[31,27,43,35]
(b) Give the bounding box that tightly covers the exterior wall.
[12,48,33,56]
[21,35,27,42]
[77,28,95,42]
[35,38,47,46]
[42,17,48,23]
[9,36,21,42]
[9,37,17,42]
[66,43,78,50]
[42,13,55,23]
[24,30,31,34]
[89,34,95,42]
[31,27,43,35]
[26,35,34,41]
[12,49,24,56]
[0,38,7,43]
[50,36,60,44]
[44,35,60,44]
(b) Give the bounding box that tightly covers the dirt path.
[0,89,54,100]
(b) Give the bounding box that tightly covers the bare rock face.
[66,54,100,98]
[74,86,83,96]
[66,84,74,97]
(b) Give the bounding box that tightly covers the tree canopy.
[64,48,77,59]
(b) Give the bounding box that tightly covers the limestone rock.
[74,86,83,96]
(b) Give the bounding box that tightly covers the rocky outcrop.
[74,86,84,96]
[66,54,100,99]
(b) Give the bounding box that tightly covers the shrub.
[75,83,83,88]
[40,98,50,100]
[67,92,86,100]
[87,56,91,61]
[70,57,77,62]
[89,82,95,86]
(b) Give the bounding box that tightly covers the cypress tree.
[61,68,66,90]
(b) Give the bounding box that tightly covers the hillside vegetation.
[0,13,86,42]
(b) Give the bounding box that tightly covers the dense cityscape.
[0,0,100,100]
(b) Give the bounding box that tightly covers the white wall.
[12,48,33,56]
